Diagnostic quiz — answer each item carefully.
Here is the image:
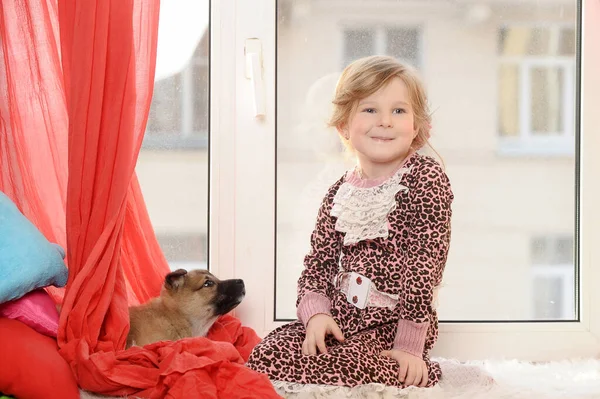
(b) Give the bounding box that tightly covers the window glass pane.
[531,236,574,266]
[500,26,532,56]
[529,27,553,56]
[276,0,578,321]
[500,27,575,57]
[192,43,209,133]
[559,27,576,56]
[147,75,183,134]
[344,30,375,66]
[531,67,564,134]
[499,25,574,138]
[555,237,574,264]
[386,28,420,68]
[137,1,209,271]
[499,64,520,136]
[533,277,563,319]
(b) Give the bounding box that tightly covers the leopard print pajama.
[246,154,453,388]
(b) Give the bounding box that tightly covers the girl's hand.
[381,349,428,387]
[302,314,345,355]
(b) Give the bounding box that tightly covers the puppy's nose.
[235,279,246,296]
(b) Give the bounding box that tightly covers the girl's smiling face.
[340,77,417,172]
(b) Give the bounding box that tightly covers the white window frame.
[498,23,576,157]
[209,0,600,361]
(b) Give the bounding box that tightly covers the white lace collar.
[331,165,412,246]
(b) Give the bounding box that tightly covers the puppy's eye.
[203,280,215,288]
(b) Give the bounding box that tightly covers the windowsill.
[497,136,575,157]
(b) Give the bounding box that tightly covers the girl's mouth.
[371,137,393,142]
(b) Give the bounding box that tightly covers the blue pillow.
[0,192,68,304]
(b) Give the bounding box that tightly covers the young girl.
[246,55,453,389]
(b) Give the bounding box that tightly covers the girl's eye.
[363,108,375,113]
[393,108,406,114]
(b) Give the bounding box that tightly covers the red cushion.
[0,318,80,399]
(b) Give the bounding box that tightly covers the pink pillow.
[0,289,59,337]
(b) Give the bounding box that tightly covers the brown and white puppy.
[127,269,245,348]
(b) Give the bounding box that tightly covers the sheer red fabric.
[1,1,280,397]
[0,0,69,282]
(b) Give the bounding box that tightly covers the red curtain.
[0,0,69,287]
[0,0,167,306]
[57,0,168,356]
[55,0,175,390]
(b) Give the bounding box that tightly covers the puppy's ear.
[165,269,187,291]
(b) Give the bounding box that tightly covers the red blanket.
[61,314,281,398]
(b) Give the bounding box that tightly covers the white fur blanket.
[80,358,600,399]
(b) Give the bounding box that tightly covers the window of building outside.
[144,31,209,150]
[343,27,421,68]
[531,235,575,319]
[498,25,576,156]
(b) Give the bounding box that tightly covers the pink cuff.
[393,319,430,358]
[296,291,332,327]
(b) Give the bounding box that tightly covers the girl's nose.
[378,113,393,127]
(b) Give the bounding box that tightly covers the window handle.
[245,38,265,118]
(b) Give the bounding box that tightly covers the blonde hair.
[328,55,431,152]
